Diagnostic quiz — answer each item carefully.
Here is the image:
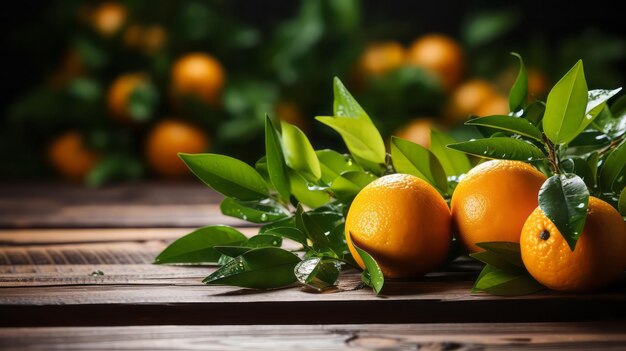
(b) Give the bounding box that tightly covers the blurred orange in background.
[89,2,127,38]
[395,118,433,148]
[170,53,226,107]
[48,131,100,181]
[406,34,465,91]
[357,42,406,77]
[107,73,151,123]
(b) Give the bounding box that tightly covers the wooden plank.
[0,182,246,228]
[1,323,626,350]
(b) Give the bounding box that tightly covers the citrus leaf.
[259,216,295,235]
[390,136,447,194]
[575,88,622,135]
[330,171,377,202]
[288,170,331,208]
[349,232,384,294]
[203,247,300,289]
[214,246,251,258]
[246,234,283,248]
[179,153,268,201]
[430,129,472,177]
[154,225,247,264]
[265,116,291,199]
[599,142,626,193]
[563,130,611,156]
[447,137,546,161]
[543,60,588,145]
[560,157,595,188]
[296,204,332,251]
[281,121,321,181]
[538,174,589,251]
[619,187,626,217]
[473,265,544,296]
[522,101,545,126]
[332,76,369,120]
[316,149,361,185]
[587,152,600,187]
[294,257,341,291]
[220,198,289,223]
[465,115,542,141]
[263,227,308,246]
[474,241,524,267]
[509,52,528,112]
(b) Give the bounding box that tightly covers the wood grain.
[1,323,626,350]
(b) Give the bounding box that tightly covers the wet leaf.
[391,136,447,194]
[509,53,528,112]
[154,226,247,264]
[220,198,289,223]
[465,115,542,141]
[265,116,291,199]
[447,137,546,161]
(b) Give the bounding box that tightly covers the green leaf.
[599,142,626,193]
[349,232,384,294]
[128,82,158,122]
[296,204,332,251]
[447,137,546,161]
[465,115,542,141]
[470,251,521,272]
[543,60,588,145]
[259,216,295,235]
[179,153,268,201]
[280,121,321,181]
[561,157,595,189]
[294,257,341,291]
[288,170,331,208]
[473,265,544,296]
[203,247,300,289]
[474,242,524,267]
[390,136,447,194]
[430,129,472,177]
[563,130,611,156]
[332,76,369,120]
[213,246,251,258]
[587,152,600,187]
[316,149,361,185]
[154,226,247,264]
[264,116,291,199]
[538,174,590,250]
[509,53,528,112]
[220,198,289,224]
[246,234,283,248]
[264,227,308,246]
[576,88,622,134]
[330,171,377,202]
[619,187,626,217]
[522,101,545,126]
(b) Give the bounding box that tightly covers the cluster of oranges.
[357,34,549,149]
[346,160,626,292]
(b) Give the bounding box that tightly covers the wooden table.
[1,183,626,350]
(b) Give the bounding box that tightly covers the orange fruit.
[145,119,210,177]
[475,94,510,117]
[170,53,225,106]
[90,2,127,37]
[394,118,432,148]
[275,102,308,133]
[521,197,626,292]
[527,68,549,99]
[47,131,99,181]
[107,73,149,123]
[406,34,465,90]
[357,41,405,76]
[345,174,451,278]
[445,79,498,124]
[140,25,167,54]
[451,160,546,252]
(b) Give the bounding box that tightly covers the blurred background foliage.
[1,0,624,185]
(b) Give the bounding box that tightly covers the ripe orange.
[90,2,127,37]
[445,79,498,124]
[275,102,308,133]
[145,119,210,177]
[394,118,432,148]
[107,73,149,122]
[47,131,99,181]
[475,94,510,117]
[357,41,405,77]
[406,34,465,90]
[521,197,626,292]
[170,53,225,106]
[345,174,451,278]
[451,160,546,252]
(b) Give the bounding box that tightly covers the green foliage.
[390,136,447,194]
[349,233,384,294]
[447,138,546,161]
[508,53,528,112]
[154,226,247,264]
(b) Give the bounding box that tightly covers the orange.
[451,160,546,252]
[521,197,626,292]
[445,79,498,124]
[394,118,432,148]
[47,131,99,181]
[170,53,225,106]
[475,94,509,117]
[345,174,451,278]
[107,73,149,122]
[527,68,549,99]
[406,34,465,90]
[90,2,127,37]
[145,119,210,177]
[140,25,167,54]
[357,41,405,77]
[275,102,308,133]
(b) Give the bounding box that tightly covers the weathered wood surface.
[0,182,245,228]
[2,323,626,350]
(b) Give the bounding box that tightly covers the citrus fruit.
[140,25,167,54]
[48,131,99,181]
[345,174,451,278]
[521,197,626,292]
[444,79,498,124]
[394,118,432,148]
[90,2,127,37]
[527,68,549,98]
[170,53,225,106]
[475,94,510,117]
[275,102,308,133]
[107,73,149,122]
[451,160,546,252]
[145,119,210,177]
[357,41,405,77]
[406,34,465,90]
